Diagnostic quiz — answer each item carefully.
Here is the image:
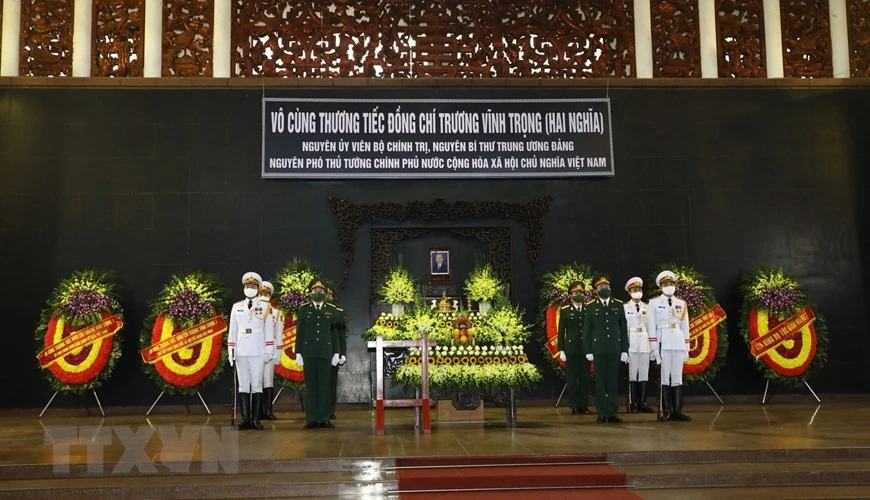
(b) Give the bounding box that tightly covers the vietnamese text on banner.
[262,98,614,179]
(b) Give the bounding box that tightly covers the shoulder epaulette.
[585,299,597,306]
[299,301,312,307]
[334,307,344,312]
[560,304,570,310]
[613,298,623,303]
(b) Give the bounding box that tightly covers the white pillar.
[144,0,162,77]
[829,0,850,77]
[633,0,653,78]
[698,0,719,78]
[72,0,92,76]
[762,0,784,77]
[213,0,230,77]
[0,0,21,76]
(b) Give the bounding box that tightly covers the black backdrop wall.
[1,85,867,409]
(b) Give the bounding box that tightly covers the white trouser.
[628,351,650,382]
[660,350,685,386]
[263,358,276,388]
[237,355,264,393]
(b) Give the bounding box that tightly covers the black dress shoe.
[572,407,591,415]
[608,416,623,423]
[321,421,335,429]
[304,422,318,430]
[672,412,693,422]
[638,404,656,414]
[596,416,608,423]
[659,413,672,422]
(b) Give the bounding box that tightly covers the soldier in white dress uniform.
[257,281,283,421]
[623,277,657,413]
[228,272,277,430]
[646,270,691,422]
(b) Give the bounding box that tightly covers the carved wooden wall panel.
[407,0,494,78]
[92,0,146,77]
[329,197,551,289]
[231,1,325,77]
[535,0,636,78]
[19,0,74,76]
[651,0,701,77]
[715,0,766,77]
[231,0,635,78]
[780,0,832,77]
[846,0,870,77]
[162,0,213,76]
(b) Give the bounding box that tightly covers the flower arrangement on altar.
[472,307,530,345]
[740,268,828,385]
[35,270,125,394]
[139,273,229,395]
[396,344,540,393]
[648,263,728,383]
[271,258,321,392]
[464,263,503,303]
[379,265,417,306]
[537,262,596,375]
[366,263,541,394]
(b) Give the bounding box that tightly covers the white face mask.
[630,291,643,300]
[662,286,676,297]
[244,288,258,298]
[259,294,271,302]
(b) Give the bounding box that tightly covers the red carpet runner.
[396,454,640,499]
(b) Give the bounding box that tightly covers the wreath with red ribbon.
[740,268,828,385]
[35,270,125,394]
[139,273,229,396]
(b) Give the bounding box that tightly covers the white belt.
[657,323,678,330]
[632,328,645,333]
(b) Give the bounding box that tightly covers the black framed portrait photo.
[429,249,450,275]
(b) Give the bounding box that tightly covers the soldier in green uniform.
[326,285,347,420]
[294,279,341,429]
[556,281,592,415]
[582,274,630,423]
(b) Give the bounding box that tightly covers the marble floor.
[2,396,868,467]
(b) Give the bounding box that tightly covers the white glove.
[228,348,235,367]
[682,350,690,362]
[331,353,340,366]
[586,354,594,362]
[274,347,283,362]
[339,355,347,366]
[654,352,662,365]
[295,353,304,367]
[558,351,567,362]
[620,352,629,364]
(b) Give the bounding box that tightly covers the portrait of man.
[430,250,450,275]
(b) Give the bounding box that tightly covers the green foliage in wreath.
[34,270,124,394]
[739,268,828,386]
[140,273,230,396]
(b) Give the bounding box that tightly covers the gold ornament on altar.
[436,292,455,314]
